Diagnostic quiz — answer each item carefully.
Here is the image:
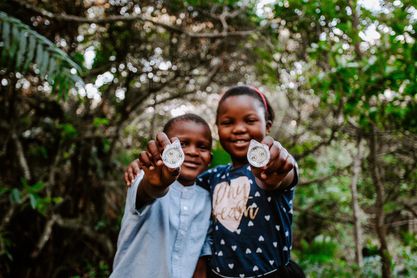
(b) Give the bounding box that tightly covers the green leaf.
[16,31,27,70]
[10,188,21,204]
[53,197,63,204]
[39,48,50,77]
[29,194,37,209]
[30,181,45,193]
[8,23,19,64]
[93,117,109,127]
[22,34,36,72]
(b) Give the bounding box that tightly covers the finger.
[147,140,162,165]
[124,171,130,186]
[278,153,294,174]
[156,132,172,151]
[132,159,141,175]
[266,141,285,171]
[138,151,151,167]
[261,136,274,148]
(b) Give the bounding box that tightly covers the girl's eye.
[220,120,232,125]
[180,141,187,147]
[247,118,257,123]
[199,145,209,150]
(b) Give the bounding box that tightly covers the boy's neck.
[177,177,195,186]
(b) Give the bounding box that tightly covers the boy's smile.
[217,95,271,167]
[166,120,212,186]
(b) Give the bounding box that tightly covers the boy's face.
[167,120,212,186]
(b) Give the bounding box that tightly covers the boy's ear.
[266,120,272,134]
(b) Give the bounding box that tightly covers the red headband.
[251,86,269,115]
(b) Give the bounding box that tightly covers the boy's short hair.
[163,113,212,141]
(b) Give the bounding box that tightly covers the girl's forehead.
[218,95,264,112]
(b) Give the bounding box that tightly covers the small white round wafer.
[162,139,184,169]
[247,139,270,168]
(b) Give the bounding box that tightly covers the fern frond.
[0,11,84,95]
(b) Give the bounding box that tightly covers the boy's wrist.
[141,177,169,199]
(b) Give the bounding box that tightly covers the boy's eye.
[199,145,209,150]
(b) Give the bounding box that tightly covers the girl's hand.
[251,136,296,190]
[124,159,141,186]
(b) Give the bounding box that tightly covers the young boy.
[111,114,213,278]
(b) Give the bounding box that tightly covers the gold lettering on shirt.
[212,176,259,232]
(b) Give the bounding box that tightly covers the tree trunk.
[368,125,391,278]
[350,133,363,266]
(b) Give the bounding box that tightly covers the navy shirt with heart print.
[197,163,297,277]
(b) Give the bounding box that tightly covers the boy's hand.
[251,136,295,190]
[139,132,180,191]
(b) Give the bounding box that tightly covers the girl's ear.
[266,120,272,134]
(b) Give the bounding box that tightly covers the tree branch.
[298,165,350,186]
[13,0,255,38]
[11,130,31,181]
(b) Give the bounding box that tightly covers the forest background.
[1,0,416,277]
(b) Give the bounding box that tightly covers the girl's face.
[216,95,272,167]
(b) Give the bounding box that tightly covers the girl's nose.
[232,122,247,133]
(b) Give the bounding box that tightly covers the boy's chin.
[177,172,199,186]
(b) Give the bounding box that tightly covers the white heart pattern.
[212,177,250,232]
[228,264,234,269]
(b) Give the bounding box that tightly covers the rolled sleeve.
[127,171,151,216]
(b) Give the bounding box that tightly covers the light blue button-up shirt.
[111,172,212,278]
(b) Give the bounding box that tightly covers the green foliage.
[59,123,78,141]
[0,11,83,95]
[211,141,231,168]
[299,235,339,264]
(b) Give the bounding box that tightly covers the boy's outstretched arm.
[252,136,298,190]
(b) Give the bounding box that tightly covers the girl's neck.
[231,158,249,169]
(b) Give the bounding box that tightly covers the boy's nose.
[184,145,198,156]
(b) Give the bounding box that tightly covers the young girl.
[198,86,303,278]
[124,86,304,278]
